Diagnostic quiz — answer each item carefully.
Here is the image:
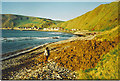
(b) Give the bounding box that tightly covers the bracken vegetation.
[77,45,119,79]
[48,38,118,70]
[2,1,119,80]
[36,24,119,79]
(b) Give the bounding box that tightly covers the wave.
[1,36,60,42]
[49,32,63,35]
[49,33,72,36]
[1,42,52,61]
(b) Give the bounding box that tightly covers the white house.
[43,28,47,30]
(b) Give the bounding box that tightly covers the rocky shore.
[2,32,119,80]
[7,61,76,80]
[2,35,97,80]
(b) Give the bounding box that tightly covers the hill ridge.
[55,2,119,31]
[2,14,63,28]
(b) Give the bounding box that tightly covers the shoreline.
[0,28,74,34]
[1,34,94,61]
[2,33,98,79]
[1,43,50,61]
[1,28,98,36]
[1,29,77,61]
[1,28,97,61]
[1,36,78,61]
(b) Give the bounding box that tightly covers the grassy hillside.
[77,45,119,79]
[47,25,119,79]
[76,26,119,79]
[95,25,119,41]
[56,2,119,31]
[2,2,119,31]
[2,14,63,28]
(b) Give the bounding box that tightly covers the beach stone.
[27,69,31,72]
[4,61,76,80]
[56,73,62,79]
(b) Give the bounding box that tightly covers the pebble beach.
[2,33,118,80]
[2,36,83,80]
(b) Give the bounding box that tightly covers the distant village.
[2,26,81,32]
[43,27,82,32]
[1,26,98,36]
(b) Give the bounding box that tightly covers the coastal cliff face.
[2,14,63,29]
[56,2,119,31]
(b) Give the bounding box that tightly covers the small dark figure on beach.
[44,47,50,63]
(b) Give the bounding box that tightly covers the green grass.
[77,45,119,79]
[55,2,118,31]
[95,26,119,41]
[2,2,118,31]
[2,14,63,28]
[76,26,119,79]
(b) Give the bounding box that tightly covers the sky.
[2,0,115,21]
[1,0,116,2]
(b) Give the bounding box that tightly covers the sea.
[1,30,74,54]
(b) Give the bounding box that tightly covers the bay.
[1,30,74,54]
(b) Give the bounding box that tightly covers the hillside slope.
[95,25,119,41]
[57,2,119,31]
[77,26,119,79]
[77,45,119,79]
[2,14,63,28]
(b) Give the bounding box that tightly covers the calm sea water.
[1,30,74,54]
